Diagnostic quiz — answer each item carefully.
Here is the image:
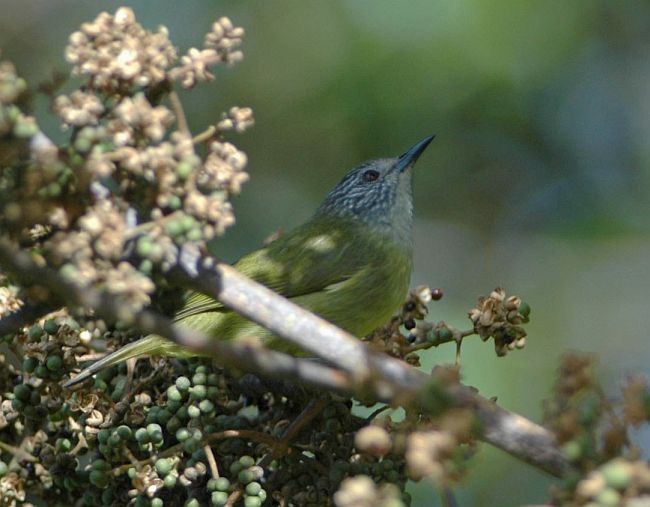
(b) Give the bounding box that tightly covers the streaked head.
[316,135,434,246]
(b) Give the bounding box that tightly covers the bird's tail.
[63,334,171,388]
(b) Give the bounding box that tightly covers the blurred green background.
[1,1,649,505]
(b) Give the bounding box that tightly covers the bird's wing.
[173,218,366,322]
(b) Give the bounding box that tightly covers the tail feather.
[63,334,169,388]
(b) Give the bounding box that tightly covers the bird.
[64,135,434,387]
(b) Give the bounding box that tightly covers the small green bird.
[65,135,434,387]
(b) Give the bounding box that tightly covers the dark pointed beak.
[395,134,435,172]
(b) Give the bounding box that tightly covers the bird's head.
[315,135,434,247]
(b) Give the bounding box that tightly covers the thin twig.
[204,444,220,479]
[168,89,191,139]
[192,125,217,144]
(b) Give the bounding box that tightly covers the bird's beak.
[394,134,435,173]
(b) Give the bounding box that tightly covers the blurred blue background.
[2,1,649,505]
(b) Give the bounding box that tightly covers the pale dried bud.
[355,426,392,457]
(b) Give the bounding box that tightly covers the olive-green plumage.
[65,135,434,386]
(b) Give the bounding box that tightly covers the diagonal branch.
[0,239,569,477]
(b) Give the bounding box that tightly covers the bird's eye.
[361,169,380,182]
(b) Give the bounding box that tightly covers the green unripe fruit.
[155,458,173,476]
[189,385,207,400]
[175,376,191,391]
[185,498,199,507]
[166,417,182,434]
[243,497,262,507]
[147,423,164,443]
[165,219,184,237]
[239,456,255,468]
[46,355,63,372]
[176,428,192,442]
[245,482,262,496]
[89,469,109,488]
[595,488,621,506]
[27,325,44,341]
[135,427,149,443]
[14,384,31,402]
[176,161,193,180]
[55,438,72,452]
[191,372,207,385]
[182,439,199,454]
[562,440,582,462]
[0,462,8,477]
[163,473,178,488]
[22,357,38,373]
[238,469,256,484]
[91,459,111,471]
[213,477,230,492]
[168,195,182,210]
[167,385,183,402]
[43,319,59,334]
[187,405,201,418]
[211,491,229,506]
[138,259,154,275]
[151,498,164,507]
[34,364,49,379]
[136,237,154,258]
[199,400,214,414]
[601,460,631,490]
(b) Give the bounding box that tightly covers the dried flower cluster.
[468,287,529,356]
[546,354,650,505]
[0,7,252,314]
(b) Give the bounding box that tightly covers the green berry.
[245,482,261,496]
[216,476,231,491]
[0,462,8,477]
[155,458,173,477]
[189,385,207,400]
[34,365,49,379]
[595,488,621,506]
[167,385,183,402]
[136,237,153,258]
[135,427,149,443]
[22,357,38,373]
[166,416,181,433]
[165,219,184,237]
[168,195,182,210]
[115,425,132,440]
[147,423,164,443]
[187,405,201,418]
[211,491,229,506]
[43,319,59,334]
[175,376,191,391]
[46,355,63,372]
[27,325,43,341]
[151,499,164,507]
[92,459,111,471]
[192,372,207,385]
[601,460,631,490]
[239,456,255,468]
[244,497,262,507]
[199,400,214,414]
[55,438,72,452]
[238,469,255,484]
[176,161,193,180]
[89,469,109,488]
[163,473,178,488]
[185,498,199,507]
[14,384,31,402]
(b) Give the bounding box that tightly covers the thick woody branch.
[0,239,569,477]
